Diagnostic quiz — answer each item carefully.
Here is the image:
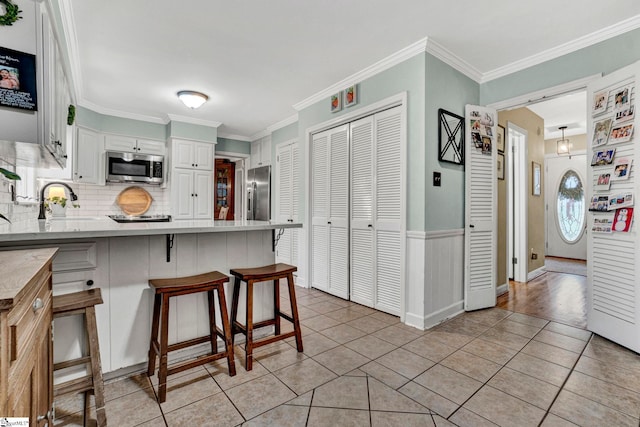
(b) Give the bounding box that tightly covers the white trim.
[424,301,464,330]
[508,122,529,283]
[528,266,546,281]
[166,114,222,128]
[425,38,483,83]
[294,40,427,111]
[267,114,299,133]
[215,150,250,160]
[487,74,601,111]
[55,0,83,101]
[406,230,427,240]
[425,229,465,239]
[250,129,271,141]
[482,16,640,83]
[544,149,587,159]
[79,99,168,124]
[496,283,509,296]
[218,133,252,142]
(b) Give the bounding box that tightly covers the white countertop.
[0,217,302,242]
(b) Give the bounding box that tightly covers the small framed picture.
[609,123,634,144]
[497,125,505,153]
[615,105,635,123]
[592,89,609,116]
[532,162,541,196]
[613,86,631,111]
[345,85,357,107]
[592,118,613,147]
[481,136,492,155]
[497,152,505,180]
[595,171,612,190]
[591,148,616,166]
[330,92,342,113]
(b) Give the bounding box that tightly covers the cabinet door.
[105,135,138,153]
[172,169,195,219]
[261,136,271,166]
[35,315,52,426]
[74,128,101,184]
[311,131,329,291]
[194,142,214,170]
[173,139,195,169]
[193,171,213,219]
[251,140,262,168]
[328,126,349,300]
[276,143,293,264]
[137,139,165,155]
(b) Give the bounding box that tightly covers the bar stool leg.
[147,293,161,377]
[216,284,236,376]
[86,306,107,426]
[274,279,281,336]
[245,280,254,371]
[207,290,218,355]
[158,293,171,403]
[230,277,241,346]
[287,273,304,353]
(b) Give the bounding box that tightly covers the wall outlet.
[531,252,538,260]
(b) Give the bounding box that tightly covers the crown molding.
[293,38,428,111]
[425,38,483,83]
[54,0,83,101]
[267,113,299,133]
[166,114,222,128]
[249,129,271,141]
[481,14,640,83]
[78,100,168,124]
[217,133,252,142]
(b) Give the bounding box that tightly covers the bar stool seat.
[147,271,236,403]
[230,263,303,371]
[53,288,107,427]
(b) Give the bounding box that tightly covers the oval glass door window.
[556,169,585,243]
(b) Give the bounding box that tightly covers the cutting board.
[116,186,153,216]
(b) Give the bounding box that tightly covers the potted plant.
[44,195,79,217]
[0,167,20,223]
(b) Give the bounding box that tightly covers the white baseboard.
[528,266,546,281]
[404,312,427,330]
[405,300,464,331]
[496,283,509,296]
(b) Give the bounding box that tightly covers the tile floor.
[53,283,640,427]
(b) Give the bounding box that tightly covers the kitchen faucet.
[38,182,78,220]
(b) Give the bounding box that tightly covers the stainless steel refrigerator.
[246,165,271,220]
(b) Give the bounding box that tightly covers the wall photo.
[0,46,37,111]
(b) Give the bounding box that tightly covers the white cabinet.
[172,139,214,170]
[275,141,300,266]
[251,135,271,168]
[74,128,102,184]
[105,134,165,155]
[171,169,213,220]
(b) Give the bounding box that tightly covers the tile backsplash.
[66,183,170,217]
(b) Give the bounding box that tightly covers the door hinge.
[512,257,518,264]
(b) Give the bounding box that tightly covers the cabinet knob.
[195,164,198,167]
[368,224,373,228]
[63,155,68,159]
[86,280,94,287]
[192,164,195,167]
[195,193,198,197]
[32,298,44,312]
[37,411,51,422]
[79,175,83,179]
[191,193,194,197]
[327,221,331,225]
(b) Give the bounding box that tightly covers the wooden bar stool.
[53,288,107,427]
[147,271,236,403]
[230,263,303,371]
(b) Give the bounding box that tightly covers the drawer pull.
[86,279,94,287]
[32,297,44,312]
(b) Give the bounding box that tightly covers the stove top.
[108,215,172,223]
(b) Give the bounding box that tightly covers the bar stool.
[52,288,107,427]
[147,271,236,403]
[230,263,303,371]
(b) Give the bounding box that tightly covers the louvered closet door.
[311,131,330,291]
[276,143,293,264]
[464,105,497,310]
[587,63,640,353]
[350,115,375,307]
[291,144,301,267]
[374,107,403,315]
[328,126,350,299]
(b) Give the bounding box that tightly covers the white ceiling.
[66,1,640,140]
[527,91,587,140]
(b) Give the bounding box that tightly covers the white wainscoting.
[405,229,465,330]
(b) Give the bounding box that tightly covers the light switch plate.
[433,171,441,186]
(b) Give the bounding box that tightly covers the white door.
[193,171,213,219]
[586,62,640,352]
[276,141,295,265]
[311,131,330,292]
[172,169,195,219]
[464,105,498,311]
[545,155,587,259]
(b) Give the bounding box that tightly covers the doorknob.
[469,224,475,228]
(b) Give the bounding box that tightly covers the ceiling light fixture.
[177,90,208,109]
[556,126,572,156]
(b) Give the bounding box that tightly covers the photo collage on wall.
[590,84,635,233]
[469,110,494,155]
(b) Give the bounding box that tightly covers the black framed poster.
[0,46,37,111]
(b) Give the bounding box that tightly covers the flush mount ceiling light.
[556,125,572,156]
[177,90,208,109]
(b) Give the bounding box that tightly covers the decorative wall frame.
[345,85,357,107]
[497,125,505,153]
[438,108,464,165]
[497,153,505,180]
[330,92,342,113]
[533,161,541,196]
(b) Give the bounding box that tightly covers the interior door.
[545,154,587,259]
[276,143,293,264]
[464,104,498,311]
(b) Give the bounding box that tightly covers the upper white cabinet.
[105,135,165,156]
[74,128,102,184]
[250,135,271,168]
[172,139,214,170]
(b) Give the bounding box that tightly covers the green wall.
[216,137,251,154]
[272,122,298,146]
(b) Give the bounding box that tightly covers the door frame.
[215,150,250,220]
[506,122,528,283]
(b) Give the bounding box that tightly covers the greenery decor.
[0,0,22,26]
[67,104,76,125]
[44,195,79,214]
[0,167,20,223]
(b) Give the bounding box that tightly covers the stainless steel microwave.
[106,151,164,184]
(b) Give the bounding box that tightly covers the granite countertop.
[0,217,303,242]
[0,247,58,309]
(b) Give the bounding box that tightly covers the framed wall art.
[330,92,342,113]
[438,108,464,165]
[344,85,357,107]
[0,46,37,111]
[497,125,505,152]
[497,152,505,180]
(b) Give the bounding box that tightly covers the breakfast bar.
[0,218,302,377]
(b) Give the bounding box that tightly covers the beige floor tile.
[206,354,270,390]
[461,337,518,365]
[347,316,391,333]
[462,308,511,326]
[296,331,340,357]
[103,372,153,401]
[54,393,96,422]
[550,389,638,427]
[543,322,592,342]
[156,368,222,413]
[463,385,546,427]
[305,300,343,314]
[521,340,580,369]
[432,414,458,426]
[506,353,571,387]
[318,323,366,344]
[103,389,163,427]
[373,324,422,346]
[345,335,397,359]
[301,314,343,331]
[347,303,379,315]
[306,407,370,427]
[506,312,549,328]
[435,319,488,337]
[398,381,459,418]
[325,307,370,322]
[426,330,475,349]
[359,361,411,389]
[225,373,296,420]
[274,358,337,395]
[583,334,640,373]
[345,368,368,377]
[294,305,320,320]
[313,345,370,375]
[286,391,313,406]
[440,350,501,382]
[243,404,310,427]
[402,336,457,362]
[448,407,499,427]
[488,367,559,410]
[480,328,531,351]
[368,311,401,325]
[368,377,431,413]
[493,318,542,339]
[253,343,307,372]
[539,413,579,426]
[564,370,640,417]
[311,376,369,410]
[132,417,167,427]
[164,393,243,427]
[533,330,587,353]
[413,365,482,405]
[375,348,435,379]
[574,355,640,393]
[371,411,436,427]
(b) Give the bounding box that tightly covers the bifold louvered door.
[276,141,300,267]
[464,105,497,311]
[587,62,640,352]
[311,126,349,299]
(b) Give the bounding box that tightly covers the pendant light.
[177,91,209,109]
[556,126,571,156]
